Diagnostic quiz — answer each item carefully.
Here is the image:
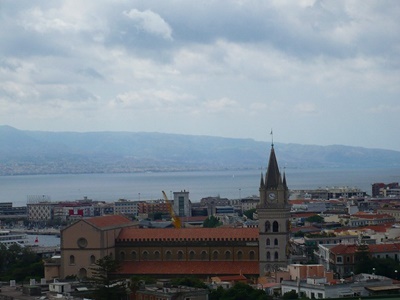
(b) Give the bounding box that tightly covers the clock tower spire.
[258,144,291,275]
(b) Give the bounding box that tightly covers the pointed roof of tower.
[265,145,281,189]
[283,171,288,190]
[260,172,264,188]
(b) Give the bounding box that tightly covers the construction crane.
[162,191,182,228]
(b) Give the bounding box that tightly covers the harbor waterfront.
[1,168,400,206]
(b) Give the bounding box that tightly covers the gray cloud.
[1,0,399,151]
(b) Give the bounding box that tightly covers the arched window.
[266,238,270,246]
[266,252,271,261]
[212,251,218,261]
[225,251,231,260]
[69,255,75,265]
[273,221,279,232]
[274,238,278,246]
[165,251,172,261]
[142,251,148,261]
[265,221,271,232]
[249,251,255,260]
[201,251,207,261]
[90,255,96,264]
[119,251,125,261]
[154,251,160,260]
[131,251,137,261]
[274,251,279,260]
[189,251,195,260]
[178,251,184,261]
[237,251,243,261]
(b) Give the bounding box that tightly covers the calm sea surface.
[1,168,400,206]
[27,234,60,247]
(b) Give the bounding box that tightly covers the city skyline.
[1,1,399,151]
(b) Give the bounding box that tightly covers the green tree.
[305,215,324,223]
[283,290,299,300]
[243,208,256,220]
[210,282,270,300]
[293,230,305,237]
[203,216,222,228]
[354,244,372,274]
[89,255,127,300]
[170,276,207,289]
[0,243,43,281]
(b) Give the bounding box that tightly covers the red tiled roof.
[352,212,393,219]
[86,215,133,229]
[290,226,320,233]
[330,244,357,255]
[330,243,400,255]
[369,243,400,253]
[289,200,310,204]
[359,224,394,232]
[215,275,247,282]
[117,227,259,241]
[118,261,259,276]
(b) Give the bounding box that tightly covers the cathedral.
[258,144,291,275]
[56,143,291,280]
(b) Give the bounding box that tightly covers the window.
[337,256,342,263]
[154,251,160,260]
[267,252,271,261]
[266,238,270,246]
[179,196,185,216]
[274,251,279,260]
[212,251,218,260]
[273,221,279,232]
[69,255,75,265]
[225,251,231,260]
[274,238,278,246]
[201,251,207,261]
[189,251,195,260]
[142,251,148,261]
[265,221,271,232]
[237,251,243,261]
[178,251,184,261]
[90,255,96,264]
[119,251,125,261]
[131,251,137,261]
[166,251,172,261]
[249,251,255,260]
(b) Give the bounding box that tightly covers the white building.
[282,273,395,299]
[114,199,138,216]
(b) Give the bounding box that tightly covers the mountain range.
[0,125,399,175]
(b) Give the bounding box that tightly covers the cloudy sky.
[1,0,399,151]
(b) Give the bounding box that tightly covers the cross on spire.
[270,129,274,147]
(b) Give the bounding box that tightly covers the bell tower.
[258,144,291,275]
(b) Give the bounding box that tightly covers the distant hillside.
[0,125,399,175]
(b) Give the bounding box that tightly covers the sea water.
[1,168,400,206]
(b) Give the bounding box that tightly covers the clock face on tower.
[268,192,277,202]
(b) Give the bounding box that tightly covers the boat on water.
[0,230,33,247]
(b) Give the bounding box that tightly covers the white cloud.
[123,9,173,40]
[294,102,318,114]
[203,97,239,113]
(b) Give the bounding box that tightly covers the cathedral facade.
[258,145,291,275]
